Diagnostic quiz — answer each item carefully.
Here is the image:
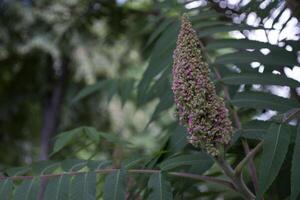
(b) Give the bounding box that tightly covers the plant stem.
[0,168,235,191]
[235,141,263,176]
[213,67,260,195]
[215,157,255,200]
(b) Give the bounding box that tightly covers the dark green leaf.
[258,123,291,195]
[232,92,300,112]
[148,172,173,200]
[14,178,40,200]
[291,125,300,200]
[70,172,96,200]
[44,174,71,200]
[159,153,213,171]
[104,169,126,200]
[0,179,13,200]
[221,73,300,88]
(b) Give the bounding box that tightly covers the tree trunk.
[39,57,69,160]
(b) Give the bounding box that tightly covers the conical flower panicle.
[172,16,233,156]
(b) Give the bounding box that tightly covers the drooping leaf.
[146,18,174,47]
[159,153,213,172]
[104,169,126,200]
[51,128,81,155]
[291,125,300,200]
[0,179,13,200]
[44,174,71,200]
[149,88,174,123]
[148,172,173,200]
[70,172,96,200]
[137,20,180,106]
[31,161,59,175]
[198,24,266,37]
[234,120,273,141]
[221,73,300,88]
[87,160,112,171]
[14,178,40,200]
[215,50,298,68]
[168,125,187,152]
[258,123,291,195]
[206,39,274,50]
[232,91,300,112]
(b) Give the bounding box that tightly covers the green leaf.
[159,153,213,172]
[258,123,291,195]
[14,178,40,200]
[206,39,274,50]
[137,21,180,106]
[72,81,103,103]
[235,120,272,141]
[148,172,173,200]
[168,125,187,152]
[232,92,300,112]
[32,161,59,175]
[0,179,13,200]
[146,18,174,47]
[70,172,96,200]
[87,160,112,170]
[198,24,264,37]
[52,128,81,155]
[149,88,174,123]
[221,73,300,88]
[44,174,71,200]
[291,125,300,200]
[104,169,126,200]
[215,50,298,68]
[61,159,87,172]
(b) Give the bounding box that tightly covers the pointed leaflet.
[0,179,13,200]
[221,73,300,88]
[291,125,300,200]
[148,172,173,200]
[44,174,71,200]
[159,152,213,172]
[13,178,40,200]
[0,166,30,200]
[258,123,291,194]
[70,172,96,200]
[104,169,126,200]
[232,91,300,112]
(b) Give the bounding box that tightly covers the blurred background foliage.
[0,0,300,199]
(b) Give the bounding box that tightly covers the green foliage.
[291,125,300,200]
[148,172,173,200]
[258,123,291,195]
[104,169,126,200]
[0,0,300,199]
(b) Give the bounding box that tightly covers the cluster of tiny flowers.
[172,16,232,156]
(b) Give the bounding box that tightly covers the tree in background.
[0,0,300,199]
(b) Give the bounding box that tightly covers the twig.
[235,141,263,176]
[0,168,235,191]
[213,67,260,195]
[215,157,255,200]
